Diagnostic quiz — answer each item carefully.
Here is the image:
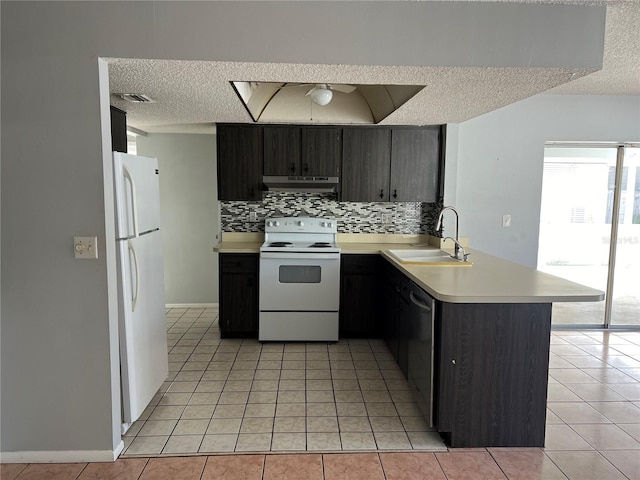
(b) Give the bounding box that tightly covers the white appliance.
[113,152,168,425]
[259,217,340,342]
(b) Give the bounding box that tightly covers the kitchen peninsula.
[214,234,604,448]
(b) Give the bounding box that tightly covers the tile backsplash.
[221,192,443,235]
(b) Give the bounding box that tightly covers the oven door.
[259,252,340,312]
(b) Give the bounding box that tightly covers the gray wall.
[449,94,640,268]
[0,0,608,458]
[136,134,219,305]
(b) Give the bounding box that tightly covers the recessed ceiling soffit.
[231,81,424,125]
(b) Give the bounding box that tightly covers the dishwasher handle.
[409,290,432,311]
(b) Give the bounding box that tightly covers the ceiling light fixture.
[309,86,333,106]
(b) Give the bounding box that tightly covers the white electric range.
[259,217,340,342]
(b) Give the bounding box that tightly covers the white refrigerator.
[113,152,168,425]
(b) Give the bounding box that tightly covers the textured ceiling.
[547,0,640,94]
[108,0,639,134]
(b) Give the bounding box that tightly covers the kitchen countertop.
[213,232,263,253]
[213,234,604,304]
[213,241,263,253]
[379,249,604,304]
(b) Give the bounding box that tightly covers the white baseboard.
[114,440,125,459]
[165,303,219,308]
[0,441,124,463]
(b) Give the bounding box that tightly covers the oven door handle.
[260,252,340,260]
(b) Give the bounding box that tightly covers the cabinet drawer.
[220,253,258,273]
[341,254,379,274]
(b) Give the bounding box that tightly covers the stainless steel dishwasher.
[406,281,435,427]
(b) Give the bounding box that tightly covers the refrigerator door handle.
[122,163,140,238]
[128,240,140,311]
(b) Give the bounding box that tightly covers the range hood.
[263,175,339,193]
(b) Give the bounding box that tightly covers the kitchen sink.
[387,249,472,266]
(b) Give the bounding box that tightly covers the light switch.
[502,214,512,228]
[74,236,98,259]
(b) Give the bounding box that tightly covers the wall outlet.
[74,236,98,259]
[249,211,258,222]
[502,214,512,228]
[381,213,393,224]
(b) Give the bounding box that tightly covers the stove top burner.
[261,217,339,254]
[309,242,332,248]
[268,241,292,247]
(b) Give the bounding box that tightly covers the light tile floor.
[3,308,640,480]
[121,307,446,455]
[116,308,640,464]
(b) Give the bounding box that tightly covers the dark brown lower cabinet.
[378,259,410,377]
[434,302,552,447]
[339,255,382,338]
[219,253,258,338]
[380,278,399,358]
[396,279,410,379]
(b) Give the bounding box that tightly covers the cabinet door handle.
[303,164,309,174]
[379,189,384,199]
[392,189,398,199]
[290,163,296,174]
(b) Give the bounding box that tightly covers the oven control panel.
[265,217,337,233]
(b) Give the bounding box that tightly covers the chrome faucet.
[442,236,470,262]
[436,206,468,261]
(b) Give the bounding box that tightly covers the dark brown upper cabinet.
[217,124,263,201]
[263,126,342,177]
[217,123,443,202]
[263,126,301,176]
[342,126,442,202]
[390,127,440,202]
[341,128,392,201]
[301,127,342,177]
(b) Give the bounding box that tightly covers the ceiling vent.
[117,93,155,103]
